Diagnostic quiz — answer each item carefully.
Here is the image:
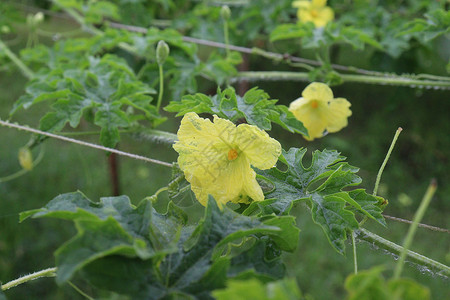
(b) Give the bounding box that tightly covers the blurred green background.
[1,1,449,299]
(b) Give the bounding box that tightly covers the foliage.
[345,266,431,300]
[12,54,162,148]
[20,193,299,298]
[253,148,386,254]
[165,87,308,135]
[0,0,449,299]
[213,278,302,300]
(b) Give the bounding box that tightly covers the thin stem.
[0,39,34,79]
[352,231,358,274]
[356,228,450,278]
[0,119,173,168]
[373,127,403,196]
[156,63,164,111]
[1,267,57,290]
[383,214,450,234]
[393,180,438,279]
[0,145,45,183]
[67,281,95,300]
[223,20,230,58]
[232,71,450,90]
[360,127,402,227]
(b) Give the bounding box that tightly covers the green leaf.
[270,23,310,42]
[257,148,386,254]
[228,239,286,281]
[165,87,307,135]
[345,266,390,300]
[21,192,294,298]
[262,216,300,252]
[81,256,165,299]
[203,51,241,85]
[12,54,160,147]
[213,278,301,300]
[398,9,450,43]
[20,192,183,283]
[345,266,431,300]
[162,197,279,287]
[387,278,431,300]
[55,217,150,283]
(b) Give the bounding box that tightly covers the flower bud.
[1,25,10,34]
[34,12,44,24]
[220,5,231,21]
[156,40,170,65]
[18,147,33,171]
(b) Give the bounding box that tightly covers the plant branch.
[0,39,34,79]
[382,214,450,233]
[232,71,450,90]
[0,119,173,167]
[355,228,450,278]
[1,267,56,290]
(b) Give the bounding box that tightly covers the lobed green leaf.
[257,148,386,254]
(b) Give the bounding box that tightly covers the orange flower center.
[311,100,319,108]
[311,9,319,18]
[227,149,238,161]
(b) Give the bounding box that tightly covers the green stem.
[223,20,230,58]
[0,39,34,79]
[0,145,45,183]
[373,127,403,196]
[356,228,450,277]
[352,231,358,274]
[1,267,57,290]
[360,127,402,227]
[67,281,95,300]
[232,71,450,90]
[393,180,438,279]
[0,119,173,167]
[156,63,164,111]
[134,129,178,144]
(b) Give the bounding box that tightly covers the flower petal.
[312,0,327,7]
[302,82,334,103]
[316,7,334,27]
[242,167,265,203]
[289,97,328,140]
[234,124,281,170]
[293,1,310,9]
[326,97,352,133]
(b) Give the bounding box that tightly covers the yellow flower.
[173,112,281,207]
[289,82,351,141]
[293,0,334,28]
